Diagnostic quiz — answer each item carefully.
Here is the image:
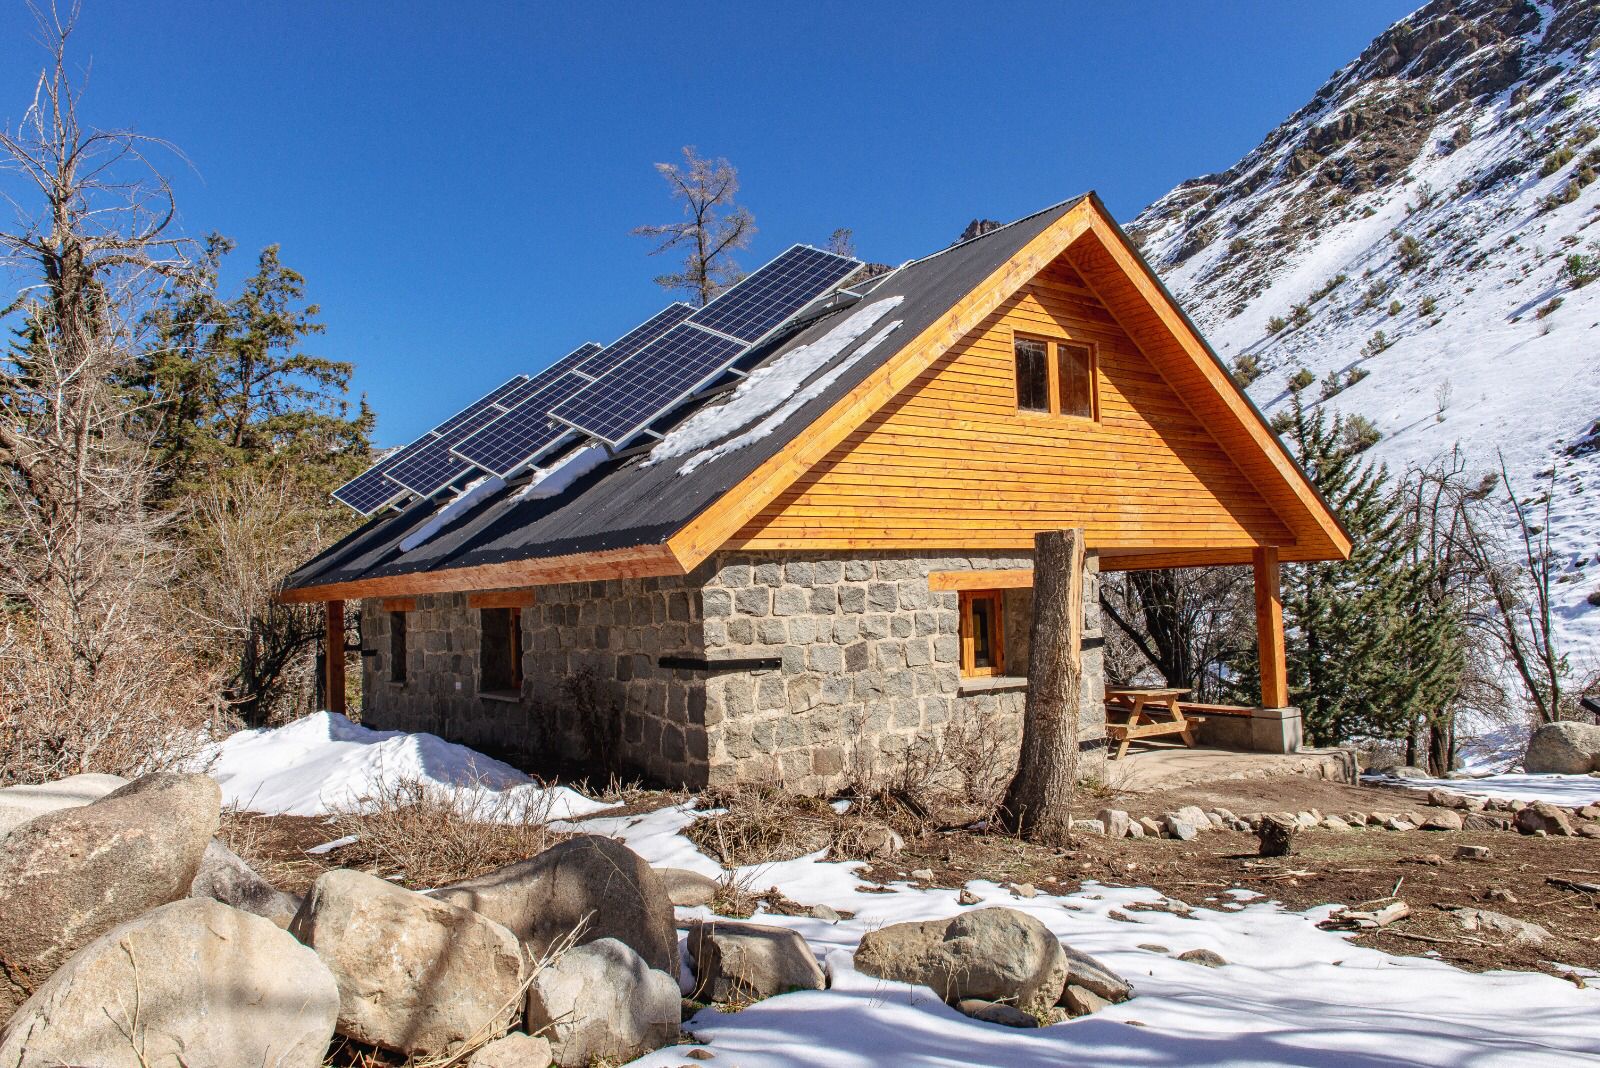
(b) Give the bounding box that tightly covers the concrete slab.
[1105,745,1357,794]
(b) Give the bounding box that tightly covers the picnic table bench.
[1104,686,1205,760]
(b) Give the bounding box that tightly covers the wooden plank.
[380,597,417,613]
[466,589,537,609]
[929,568,1035,591]
[1254,545,1289,709]
[324,600,346,716]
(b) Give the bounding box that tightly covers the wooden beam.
[277,543,685,604]
[1253,546,1288,709]
[928,568,1034,591]
[466,589,537,609]
[380,597,417,613]
[324,600,347,716]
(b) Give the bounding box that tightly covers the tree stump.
[1257,814,1297,857]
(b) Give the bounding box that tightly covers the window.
[1013,337,1050,412]
[479,607,524,694]
[1058,341,1095,419]
[959,590,1005,677]
[1013,333,1097,420]
[389,611,408,684]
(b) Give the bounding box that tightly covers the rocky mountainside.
[1129,0,1600,651]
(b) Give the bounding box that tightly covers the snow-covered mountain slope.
[1129,0,1600,656]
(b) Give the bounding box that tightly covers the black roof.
[286,197,1086,593]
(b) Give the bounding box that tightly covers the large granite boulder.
[432,834,677,974]
[0,773,127,838]
[1524,721,1600,774]
[853,907,1068,1014]
[686,919,826,1002]
[189,839,301,928]
[0,772,219,1019]
[291,869,524,1058]
[524,937,679,1068]
[0,898,338,1068]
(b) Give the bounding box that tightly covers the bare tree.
[1098,566,1250,698]
[0,4,227,781]
[826,227,855,258]
[633,147,755,306]
[1001,529,1085,844]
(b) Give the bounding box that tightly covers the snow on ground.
[1375,770,1600,807]
[583,802,1600,1067]
[198,711,614,821]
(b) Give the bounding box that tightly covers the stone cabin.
[284,194,1350,792]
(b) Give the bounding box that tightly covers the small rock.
[1420,810,1463,832]
[957,999,1038,1028]
[1319,816,1350,832]
[1061,984,1111,1017]
[1455,844,1492,861]
[809,903,842,923]
[1177,949,1227,968]
[1137,817,1165,838]
[1070,819,1106,836]
[910,868,936,882]
[527,937,679,1068]
[1164,815,1200,842]
[468,1032,554,1068]
[1383,817,1416,831]
[1098,809,1132,839]
[1174,805,1209,828]
[1577,822,1600,839]
[1126,820,1146,839]
[685,1052,716,1062]
[1463,812,1512,832]
[1515,802,1575,837]
[1137,943,1170,953]
[1458,795,1487,813]
[852,824,904,858]
[1452,908,1552,946]
[1061,945,1133,1002]
[1295,812,1319,829]
[687,920,826,1003]
[1484,888,1517,904]
[1580,804,1600,821]
[958,888,982,905]
[1427,788,1458,808]
[656,867,719,908]
[1011,883,1037,899]
[189,838,301,928]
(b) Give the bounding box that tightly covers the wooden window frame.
[958,590,1006,678]
[388,610,408,685]
[478,606,525,696]
[1011,329,1099,423]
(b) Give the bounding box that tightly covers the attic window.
[1014,333,1098,421]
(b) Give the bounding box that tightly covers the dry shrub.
[328,775,568,889]
[686,785,915,867]
[849,709,1017,828]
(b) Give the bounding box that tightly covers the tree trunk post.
[1253,546,1289,709]
[1002,528,1085,845]
[324,600,346,716]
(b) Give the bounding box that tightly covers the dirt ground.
[229,775,1599,982]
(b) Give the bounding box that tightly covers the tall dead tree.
[1002,528,1086,844]
[632,146,755,306]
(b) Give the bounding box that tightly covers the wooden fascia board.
[1100,544,1338,572]
[276,543,685,604]
[1069,207,1351,562]
[928,569,1036,591]
[665,200,1099,569]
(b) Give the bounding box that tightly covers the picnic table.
[1104,686,1204,760]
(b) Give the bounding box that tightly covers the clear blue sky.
[0,1,1418,447]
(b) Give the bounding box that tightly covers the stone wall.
[358,548,1106,794]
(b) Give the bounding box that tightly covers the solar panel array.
[331,244,861,514]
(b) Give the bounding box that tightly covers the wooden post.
[1253,547,1288,709]
[324,600,347,716]
[1001,528,1085,845]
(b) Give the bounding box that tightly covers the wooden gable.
[725,254,1297,559]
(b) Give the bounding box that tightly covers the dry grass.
[326,775,569,890]
[686,784,921,867]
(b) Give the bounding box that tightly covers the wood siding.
[729,256,1295,554]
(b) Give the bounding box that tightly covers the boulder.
[0,773,127,838]
[853,907,1067,1014]
[432,834,677,974]
[656,866,719,908]
[0,898,337,1068]
[468,1032,553,1068]
[1174,805,1210,828]
[1060,945,1133,1003]
[956,999,1037,1027]
[524,937,679,1068]
[1514,802,1575,837]
[189,839,301,928]
[1420,810,1463,832]
[1524,722,1600,774]
[686,920,825,1003]
[0,772,219,1019]
[291,869,523,1058]
[1098,809,1132,840]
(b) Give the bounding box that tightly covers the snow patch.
[514,444,609,501]
[398,474,504,552]
[647,296,904,474]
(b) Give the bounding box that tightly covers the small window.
[959,591,1005,677]
[389,611,408,684]
[1014,336,1050,412]
[1058,342,1095,419]
[479,607,524,694]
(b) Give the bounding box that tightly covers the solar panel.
[689,245,860,343]
[331,452,412,516]
[573,303,693,379]
[450,370,588,476]
[550,323,745,445]
[384,401,511,494]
